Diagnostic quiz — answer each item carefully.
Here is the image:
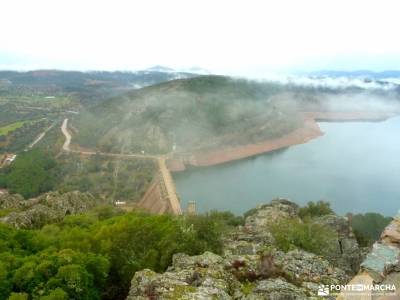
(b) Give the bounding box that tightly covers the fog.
[253,74,400,91]
[74,73,400,157]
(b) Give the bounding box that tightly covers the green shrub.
[0,149,57,198]
[0,210,231,300]
[352,229,372,247]
[8,293,28,300]
[298,201,334,219]
[269,218,337,256]
[349,213,392,246]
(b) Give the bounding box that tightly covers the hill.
[71,75,400,156]
[72,76,307,155]
[0,69,197,108]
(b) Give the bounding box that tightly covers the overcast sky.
[1,0,399,76]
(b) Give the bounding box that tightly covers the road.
[158,156,182,215]
[61,118,159,158]
[60,118,182,215]
[61,118,72,151]
[27,123,55,150]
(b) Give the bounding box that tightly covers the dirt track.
[60,118,182,215]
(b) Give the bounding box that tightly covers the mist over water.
[174,117,400,216]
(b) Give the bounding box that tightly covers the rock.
[126,252,238,300]
[275,249,349,286]
[127,245,349,299]
[381,218,400,246]
[171,252,224,269]
[339,215,400,300]
[39,191,96,215]
[2,191,97,228]
[314,214,362,274]
[361,243,400,282]
[5,204,58,229]
[245,278,308,300]
[0,193,24,209]
[245,198,299,229]
[126,199,360,299]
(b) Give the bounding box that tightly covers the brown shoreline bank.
[167,111,397,172]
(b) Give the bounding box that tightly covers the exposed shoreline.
[167,111,397,172]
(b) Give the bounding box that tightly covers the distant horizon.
[1,66,400,78]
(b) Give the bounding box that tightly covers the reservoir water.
[174,117,400,216]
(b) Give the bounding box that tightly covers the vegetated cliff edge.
[126,199,362,299]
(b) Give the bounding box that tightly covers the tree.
[48,264,98,300]
[1,149,57,198]
[40,288,68,300]
[8,293,29,300]
[298,201,334,219]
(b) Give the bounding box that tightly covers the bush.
[243,207,258,219]
[0,149,58,198]
[0,210,232,300]
[269,218,337,256]
[349,213,392,246]
[298,201,334,219]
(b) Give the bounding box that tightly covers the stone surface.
[0,192,24,209]
[127,199,356,299]
[338,216,400,300]
[361,243,400,282]
[245,278,308,300]
[381,219,400,246]
[315,214,362,274]
[245,199,300,229]
[1,191,97,228]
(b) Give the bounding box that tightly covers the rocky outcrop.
[127,199,360,299]
[243,199,362,274]
[0,191,97,228]
[315,214,362,274]
[0,192,25,209]
[338,213,400,299]
[126,248,348,300]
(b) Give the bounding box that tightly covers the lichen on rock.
[126,198,358,299]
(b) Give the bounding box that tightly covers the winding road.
[60,118,182,215]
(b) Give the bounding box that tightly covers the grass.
[0,121,27,136]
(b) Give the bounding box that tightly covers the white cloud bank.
[0,0,400,74]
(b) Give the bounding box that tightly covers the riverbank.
[167,111,397,171]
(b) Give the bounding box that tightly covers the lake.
[173,117,400,216]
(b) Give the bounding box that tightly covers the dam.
[138,156,182,215]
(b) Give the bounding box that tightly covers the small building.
[115,201,127,206]
[4,154,17,164]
